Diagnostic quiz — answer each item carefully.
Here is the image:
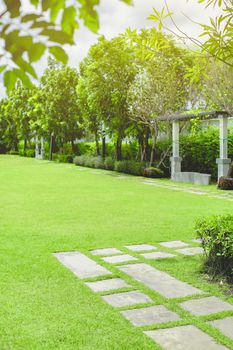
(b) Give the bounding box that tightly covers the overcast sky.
[67,0,220,67]
[0,0,221,95]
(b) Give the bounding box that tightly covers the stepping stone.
[121,305,180,326]
[54,251,111,279]
[159,240,189,248]
[125,244,157,251]
[209,316,233,340]
[90,248,122,256]
[118,263,202,299]
[141,252,176,259]
[192,238,202,243]
[176,247,204,256]
[102,290,152,307]
[85,278,131,292]
[102,254,137,264]
[145,325,227,350]
[180,296,233,316]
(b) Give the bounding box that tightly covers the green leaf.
[12,68,34,88]
[3,0,20,18]
[50,0,65,22]
[0,65,7,73]
[4,70,17,93]
[14,57,37,78]
[21,14,42,22]
[49,46,68,64]
[28,43,46,62]
[40,29,74,44]
[61,6,78,35]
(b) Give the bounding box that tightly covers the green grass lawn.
[0,155,233,350]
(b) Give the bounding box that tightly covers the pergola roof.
[157,110,229,122]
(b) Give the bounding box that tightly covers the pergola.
[157,111,232,184]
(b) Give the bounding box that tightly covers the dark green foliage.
[157,128,233,179]
[53,154,74,163]
[7,150,19,155]
[218,177,233,190]
[195,215,233,282]
[143,167,164,178]
[19,148,35,158]
[104,157,115,170]
[114,160,145,176]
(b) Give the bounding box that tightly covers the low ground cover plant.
[73,155,164,178]
[195,215,233,283]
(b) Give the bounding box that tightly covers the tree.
[0,0,132,92]
[126,29,190,164]
[78,36,136,160]
[0,98,18,152]
[40,59,83,153]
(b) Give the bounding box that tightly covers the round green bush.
[104,157,115,170]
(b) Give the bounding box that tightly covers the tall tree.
[40,59,83,153]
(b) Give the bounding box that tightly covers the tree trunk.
[23,138,27,156]
[115,137,122,161]
[101,135,106,159]
[227,162,233,178]
[149,125,158,166]
[49,134,53,161]
[95,132,100,156]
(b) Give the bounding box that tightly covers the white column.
[35,135,39,158]
[216,115,231,179]
[41,136,44,159]
[170,120,182,179]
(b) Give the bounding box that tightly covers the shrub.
[93,156,105,169]
[73,155,87,166]
[7,150,19,155]
[218,176,233,190]
[53,154,73,163]
[114,160,145,176]
[195,215,233,282]
[143,167,164,178]
[104,157,115,170]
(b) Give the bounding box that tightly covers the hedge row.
[73,155,164,178]
[195,215,233,283]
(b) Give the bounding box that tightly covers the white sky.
[0,0,221,95]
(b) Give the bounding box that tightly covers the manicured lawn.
[0,155,232,350]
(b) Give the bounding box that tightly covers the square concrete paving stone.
[180,296,233,316]
[141,251,176,259]
[90,248,122,256]
[121,305,180,326]
[176,247,204,256]
[145,325,228,350]
[118,263,202,299]
[102,290,152,307]
[102,254,137,264]
[125,244,157,252]
[85,278,131,292]
[209,316,233,340]
[159,240,189,248]
[54,251,111,279]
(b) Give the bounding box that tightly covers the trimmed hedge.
[73,155,164,178]
[114,160,145,176]
[195,215,233,282]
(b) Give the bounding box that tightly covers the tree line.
[0,28,232,163]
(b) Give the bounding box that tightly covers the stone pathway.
[54,241,233,349]
[142,179,233,202]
